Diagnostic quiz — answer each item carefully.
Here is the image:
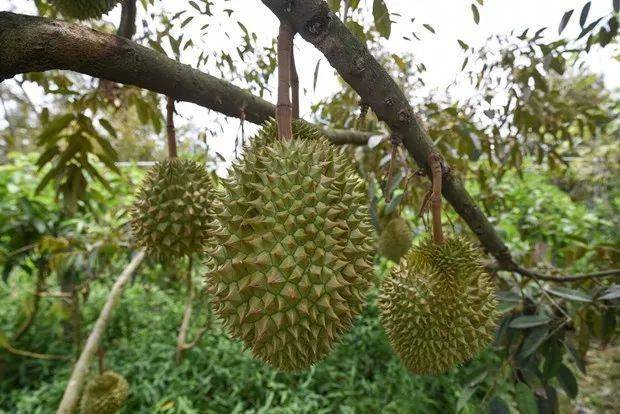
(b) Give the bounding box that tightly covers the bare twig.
[1,343,71,361]
[175,257,194,364]
[56,250,145,414]
[12,263,47,341]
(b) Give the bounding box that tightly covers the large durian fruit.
[206,119,375,371]
[379,236,497,374]
[50,0,122,19]
[131,159,212,260]
[80,371,129,414]
[377,216,412,262]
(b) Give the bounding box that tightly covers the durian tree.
[0,0,618,413]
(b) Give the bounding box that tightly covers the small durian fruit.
[80,371,128,414]
[50,0,122,19]
[131,159,212,261]
[379,236,497,374]
[378,216,412,262]
[206,119,375,371]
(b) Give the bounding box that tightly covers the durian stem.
[429,153,444,245]
[166,96,178,158]
[276,22,294,140]
[385,134,400,203]
[175,257,195,364]
[117,0,137,39]
[291,47,299,119]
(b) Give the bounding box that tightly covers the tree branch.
[277,22,294,140]
[504,266,620,283]
[259,0,513,267]
[0,12,370,146]
[56,250,145,414]
[117,0,137,39]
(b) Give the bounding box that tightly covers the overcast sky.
[1,0,618,172]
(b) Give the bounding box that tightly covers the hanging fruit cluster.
[128,19,497,375]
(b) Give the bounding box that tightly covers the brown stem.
[166,96,177,158]
[508,266,620,283]
[56,250,145,414]
[384,139,399,203]
[97,348,105,374]
[1,342,71,361]
[12,261,47,341]
[428,152,444,245]
[291,44,299,119]
[117,0,137,39]
[175,257,194,364]
[276,22,294,140]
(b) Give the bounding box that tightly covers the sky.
[1,0,618,173]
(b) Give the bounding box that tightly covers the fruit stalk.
[291,46,299,119]
[276,22,294,140]
[428,152,444,245]
[166,96,178,158]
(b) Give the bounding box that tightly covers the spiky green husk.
[131,159,212,260]
[379,236,498,374]
[206,119,375,371]
[378,217,412,262]
[80,371,128,414]
[50,0,122,19]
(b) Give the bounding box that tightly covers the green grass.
[1,268,499,413]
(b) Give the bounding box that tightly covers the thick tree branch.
[56,250,145,414]
[260,0,513,267]
[0,12,370,146]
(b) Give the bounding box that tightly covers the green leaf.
[327,0,341,12]
[422,24,435,34]
[520,326,549,358]
[372,0,391,38]
[99,119,117,138]
[556,364,578,399]
[579,2,591,27]
[457,39,470,50]
[392,54,407,72]
[546,287,592,302]
[456,387,476,412]
[37,113,74,144]
[599,285,620,301]
[514,382,538,414]
[509,315,551,329]
[313,59,321,92]
[471,4,480,24]
[488,396,509,414]
[384,191,404,215]
[558,9,574,34]
[346,20,366,42]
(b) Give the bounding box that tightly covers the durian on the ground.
[80,371,128,414]
[378,216,413,262]
[131,159,212,260]
[379,235,498,374]
[50,0,122,19]
[206,119,375,371]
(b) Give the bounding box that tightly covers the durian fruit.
[131,159,212,261]
[378,216,412,262]
[80,371,128,414]
[206,119,375,371]
[379,236,497,374]
[50,0,122,19]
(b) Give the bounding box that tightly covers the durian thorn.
[428,152,444,245]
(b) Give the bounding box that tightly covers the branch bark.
[56,250,145,414]
[0,12,370,146]
[259,0,513,267]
